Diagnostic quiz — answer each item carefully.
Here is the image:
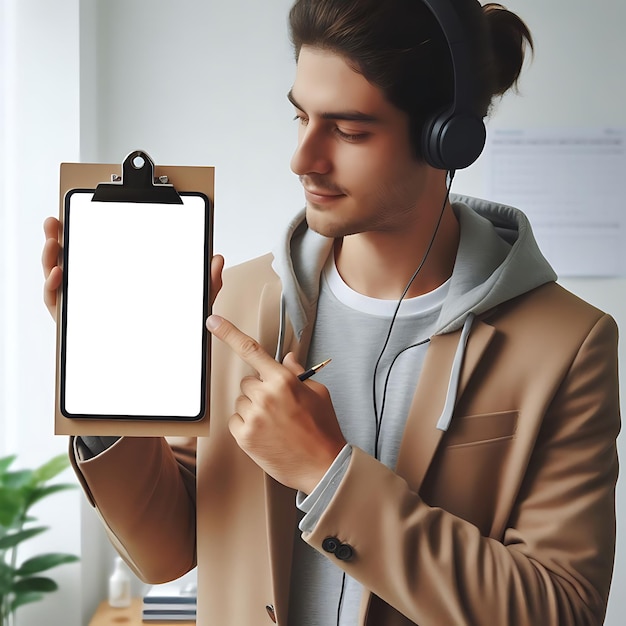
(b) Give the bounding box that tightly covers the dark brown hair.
[289,0,533,158]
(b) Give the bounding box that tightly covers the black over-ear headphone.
[420,0,487,171]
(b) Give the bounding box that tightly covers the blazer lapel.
[396,319,495,491]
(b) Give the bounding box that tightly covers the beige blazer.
[71,253,620,626]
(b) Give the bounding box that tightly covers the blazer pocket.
[426,411,519,535]
[443,410,518,448]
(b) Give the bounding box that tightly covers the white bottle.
[108,556,131,608]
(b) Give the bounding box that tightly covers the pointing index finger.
[207,314,280,378]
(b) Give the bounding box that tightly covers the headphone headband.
[420,0,487,170]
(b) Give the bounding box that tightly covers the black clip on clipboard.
[92,150,183,204]
[59,149,212,423]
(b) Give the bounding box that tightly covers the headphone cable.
[371,170,455,459]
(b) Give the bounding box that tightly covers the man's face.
[289,46,431,239]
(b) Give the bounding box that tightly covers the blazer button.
[322,536,340,554]
[335,543,354,561]
[266,604,277,623]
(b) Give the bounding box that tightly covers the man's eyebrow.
[287,89,380,123]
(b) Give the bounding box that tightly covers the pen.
[298,358,332,381]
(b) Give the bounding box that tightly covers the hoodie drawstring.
[275,293,287,362]
[436,313,475,432]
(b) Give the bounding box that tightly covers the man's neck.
[334,202,459,300]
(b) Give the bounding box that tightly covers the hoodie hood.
[437,195,557,333]
[271,195,557,342]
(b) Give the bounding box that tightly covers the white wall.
[0,1,82,625]
[2,0,624,624]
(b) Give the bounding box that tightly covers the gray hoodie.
[272,194,556,433]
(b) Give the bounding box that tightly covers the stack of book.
[141,569,197,622]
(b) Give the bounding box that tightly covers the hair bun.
[483,2,534,96]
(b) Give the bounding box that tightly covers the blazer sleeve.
[69,435,197,584]
[301,314,620,626]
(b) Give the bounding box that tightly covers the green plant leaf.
[0,454,79,618]
[1,470,33,490]
[10,591,45,612]
[24,484,76,511]
[32,455,71,485]
[0,560,15,594]
[0,488,23,527]
[0,527,48,550]
[12,576,58,593]
[0,455,16,476]
[16,553,79,576]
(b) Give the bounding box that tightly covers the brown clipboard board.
[55,150,214,436]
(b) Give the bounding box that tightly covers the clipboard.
[55,150,214,437]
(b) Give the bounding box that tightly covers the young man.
[42,1,619,624]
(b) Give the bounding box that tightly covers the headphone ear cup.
[421,109,447,170]
[422,108,486,171]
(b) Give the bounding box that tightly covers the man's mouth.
[300,176,345,201]
[303,187,345,204]
[304,187,343,197]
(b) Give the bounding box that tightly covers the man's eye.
[293,114,309,126]
[335,128,368,142]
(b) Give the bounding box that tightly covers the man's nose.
[290,126,332,176]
